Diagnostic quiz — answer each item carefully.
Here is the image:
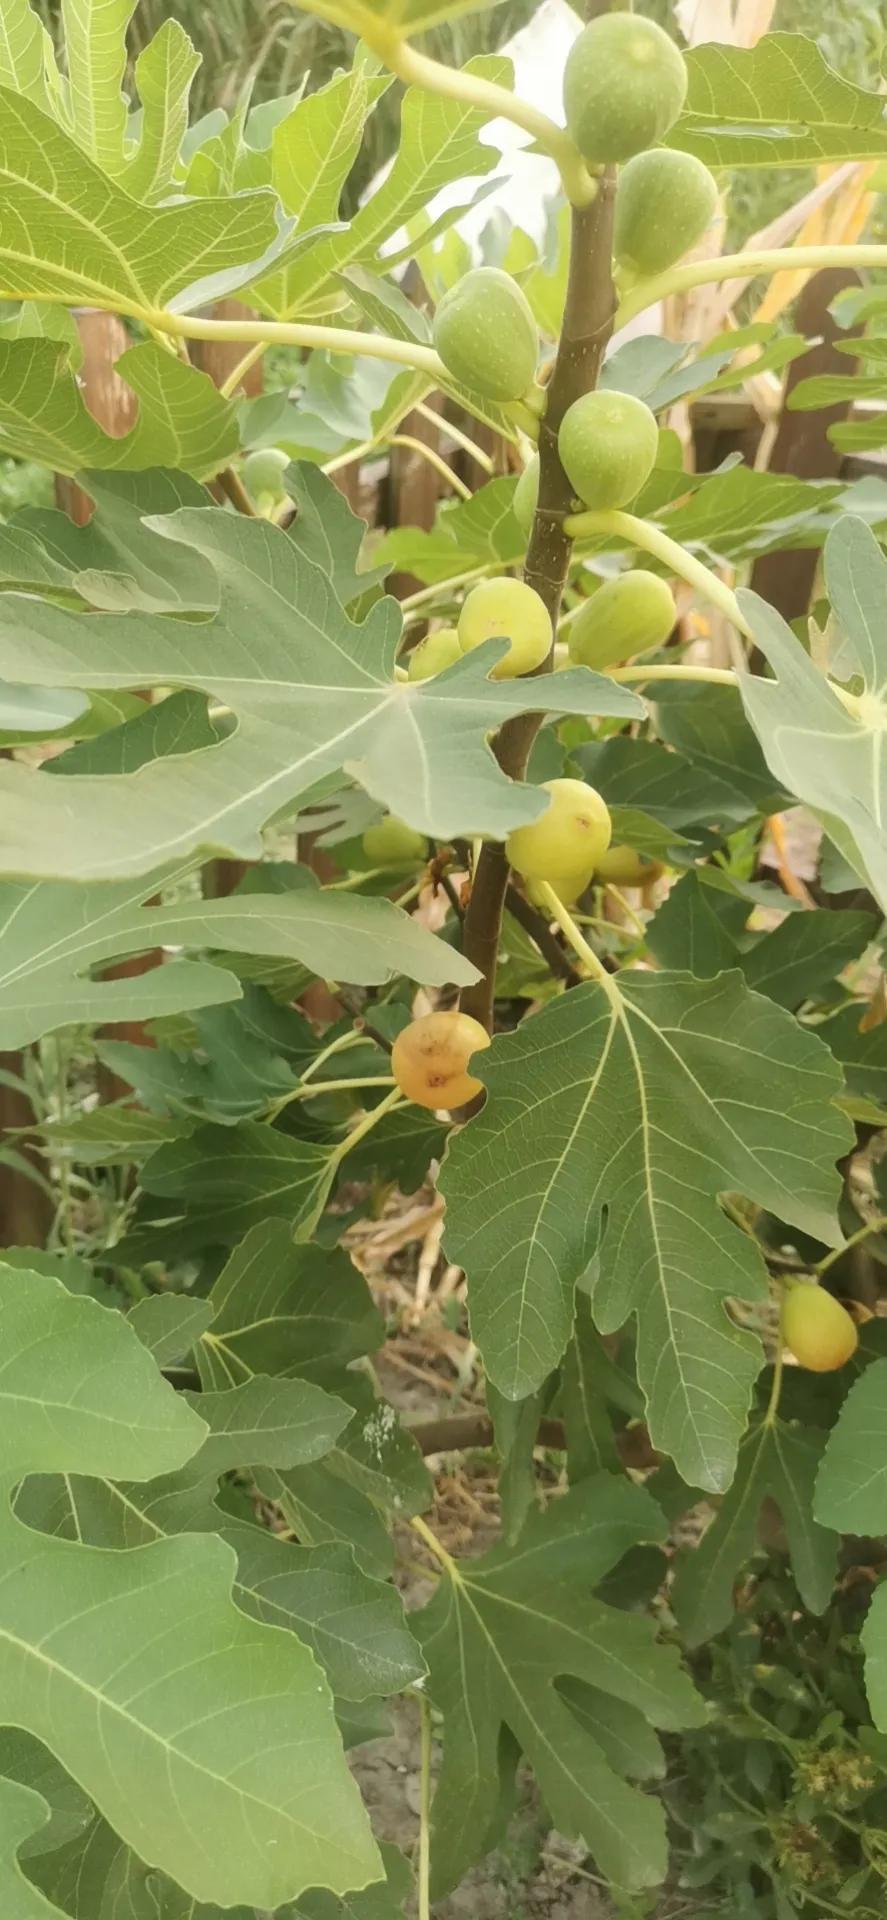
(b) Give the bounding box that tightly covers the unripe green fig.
[243,446,290,502]
[563,13,688,167]
[568,569,675,670]
[507,777,611,887]
[513,454,540,536]
[558,389,658,512]
[594,844,662,887]
[781,1284,858,1373]
[527,867,592,909]
[362,815,427,866]
[614,150,718,280]
[433,267,538,403]
[408,628,462,681]
[458,577,552,679]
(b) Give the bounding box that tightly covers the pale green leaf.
[0,85,283,314]
[198,1221,384,1388]
[121,21,200,201]
[0,1263,204,1479]
[0,0,56,109]
[414,1477,703,1896]
[272,70,389,235]
[671,33,887,167]
[740,516,887,912]
[441,976,849,1490]
[0,340,238,478]
[127,1294,215,1367]
[182,1377,352,1475]
[0,504,640,880]
[36,1107,189,1167]
[0,1779,69,1917]
[0,859,475,1050]
[0,301,83,370]
[647,873,875,1009]
[253,58,506,320]
[59,0,136,174]
[562,1294,620,1480]
[11,470,217,614]
[814,1359,887,1535]
[374,476,524,584]
[673,1419,839,1646]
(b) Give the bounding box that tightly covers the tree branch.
[504,883,582,986]
[459,179,618,1029]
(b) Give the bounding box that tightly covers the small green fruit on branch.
[614,150,719,284]
[566,571,676,671]
[558,390,659,511]
[433,268,539,406]
[563,12,688,166]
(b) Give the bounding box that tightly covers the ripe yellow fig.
[362,816,427,866]
[558,390,659,513]
[458,577,552,679]
[594,845,662,887]
[781,1284,858,1373]
[567,569,676,671]
[433,267,538,403]
[563,12,688,167]
[391,1010,491,1111]
[407,628,462,681]
[507,778,612,887]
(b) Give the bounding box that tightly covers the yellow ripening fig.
[507,778,612,887]
[567,569,676,671]
[614,150,719,282]
[594,845,662,887]
[407,628,462,681]
[558,390,659,512]
[433,267,538,403]
[362,816,427,866]
[781,1284,859,1373]
[458,577,552,679]
[391,1010,491,1110]
[563,13,688,167]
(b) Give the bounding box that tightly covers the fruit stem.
[390,433,473,502]
[536,883,623,1011]
[607,663,738,688]
[614,244,887,328]
[815,1214,887,1278]
[152,310,447,382]
[418,1689,433,1920]
[370,35,597,208]
[326,1084,405,1174]
[562,508,752,637]
[763,1327,785,1428]
[414,403,496,475]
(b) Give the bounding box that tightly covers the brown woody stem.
[459,180,618,1029]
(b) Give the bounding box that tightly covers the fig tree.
[558,389,659,511]
[567,569,675,670]
[242,446,290,504]
[433,267,538,403]
[614,149,718,280]
[362,816,427,866]
[781,1283,858,1373]
[458,577,552,678]
[507,777,612,887]
[407,628,462,681]
[392,1010,491,1110]
[563,13,688,167]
